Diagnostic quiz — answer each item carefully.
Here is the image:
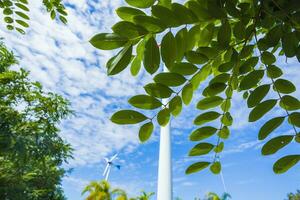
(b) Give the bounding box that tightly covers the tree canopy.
[90,0,300,175]
[0,43,72,200]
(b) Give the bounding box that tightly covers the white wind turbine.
[103,153,120,181]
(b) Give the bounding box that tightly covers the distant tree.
[0,43,72,199]
[0,0,67,34]
[286,190,300,200]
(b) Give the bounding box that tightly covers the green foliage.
[82,180,154,200]
[90,0,300,175]
[0,43,72,199]
[0,0,67,34]
[286,189,300,200]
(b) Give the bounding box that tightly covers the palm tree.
[286,190,300,200]
[82,180,129,200]
[205,192,231,200]
[135,191,155,200]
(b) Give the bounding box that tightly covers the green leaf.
[151,5,179,27]
[186,162,210,174]
[197,47,219,59]
[221,112,233,126]
[190,64,211,90]
[233,21,246,40]
[218,61,234,72]
[265,25,282,47]
[282,32,298,57]
[217,20,231,48]
[189,126,218,141]
[161,32,177,69]
[280,95,300,111]
[218,126,230,139]
[4,16,13,23]
[143,37,160,74]
[274,79,296,94]
[267,65,283,78]
[171,3,197,24]
[198,24,215,47]
[125,0,155,8]
[273,155,300,174]
[107,44,132,75]
[59,16,67,24]
[111,110,148,124]
[186,1,211,21]
[203,83,227,97]
[128,95,162,110]
[194,111,221,126]
[90,33,128,50]
[116,7,146,22]
[185,51,208,64]
[261,51,276,65]
[15,3,29,11]
[175,28,188,61]
[239,57,259,74]
[139,122,154,142]
[239,45,254,59]
[182,83,193,105]
[288,112,300,128]
[15,11,30,20]
[169,96,182,117]
[189,143,214,156]
[158,0,171,8]
[258,117,285,140]
[144,83,173,98]
[157,108,170,126]
[170,62,198,75]
[210,162,221,174]
[154,72,186,87]
[214,142,224,153]
[16,19,29,28]
[133,15,166,32]
[239,70,264,90]
[221,99,231,112]
[3,8,13,15]
[197,96,224,110]
[209,73,230,85]
[112,21,147,38]
[249,99,277,122]
[130,57,141,76]
[247,84,270,108]
[262,135,294,155]
[207,1,226,19]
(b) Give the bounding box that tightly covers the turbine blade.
[103,164,109,176]
[110,153,118,162]
[104,157,109,162]
[105,166,111,181]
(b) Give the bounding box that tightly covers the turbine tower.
[103,153,120,181]
[157,65,172,200]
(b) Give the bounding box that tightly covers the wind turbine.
[103,153,120,181]
[157,65,172,200]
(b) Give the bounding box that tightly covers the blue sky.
[1,0,300,199]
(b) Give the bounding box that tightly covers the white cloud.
[0,0,147,168]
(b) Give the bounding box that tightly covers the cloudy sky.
[1,1,300,199]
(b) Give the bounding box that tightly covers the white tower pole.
[157,65,172,200]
